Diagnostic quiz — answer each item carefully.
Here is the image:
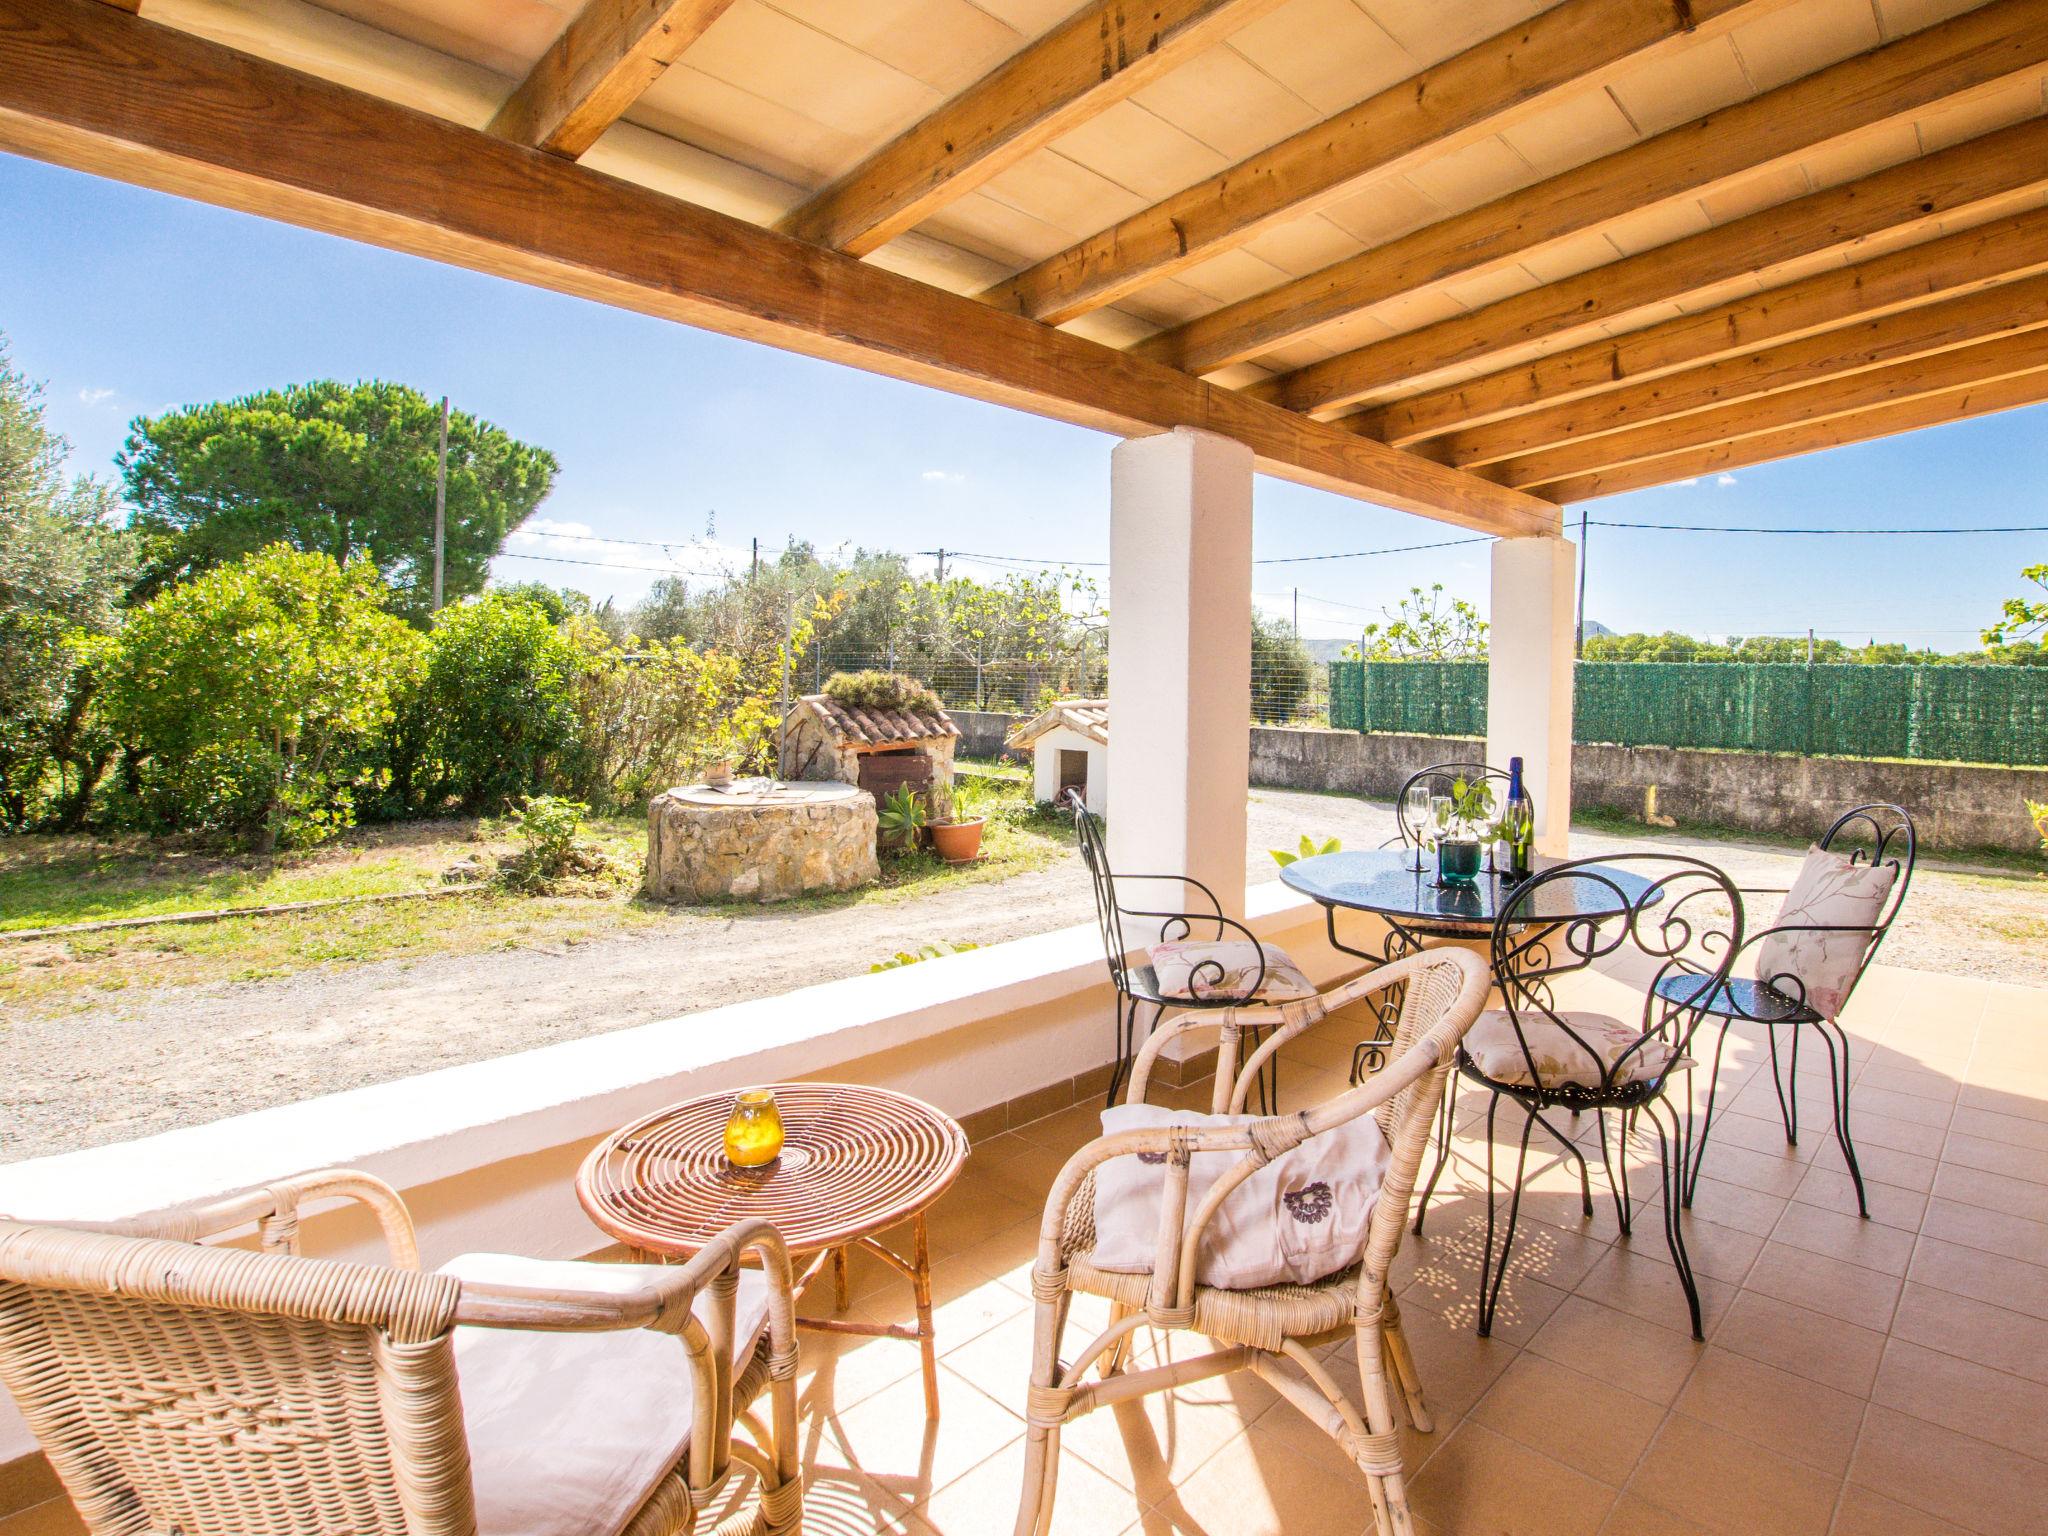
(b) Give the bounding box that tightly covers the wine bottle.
[1505,756,1533,880]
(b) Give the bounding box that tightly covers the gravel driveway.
[3,787,2040,1160]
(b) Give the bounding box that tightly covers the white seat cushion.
[1752,844,1897,1019]
[1466,1009,1687,1090]
[1086,1104,1391,1290]
[1147,939,1318,1003]
[441,1252,772,1536]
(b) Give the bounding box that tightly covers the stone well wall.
[645,785,879,904]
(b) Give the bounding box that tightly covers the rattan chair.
[1667,802,1917,1219]
[1013,946,1490,1536]
[0,1169,802,1536]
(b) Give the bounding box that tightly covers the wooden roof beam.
[0,0,1556,538]
[1492,326,2048,491]
[1424,268,2048,468]
[1257,114,2048,418]
[486,0,741,159]
[1539,366,2048,502]
[777,0,1287,258]
[981,0,1781,326]
[1137,0,2048,376]
[1365,206,2048,445]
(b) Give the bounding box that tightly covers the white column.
[1487,535,1577,858]
[1107,427,1254,918]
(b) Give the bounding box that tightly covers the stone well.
[645,781,879,904]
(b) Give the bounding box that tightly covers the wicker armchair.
[1013,946,1489,1536]
[0,1170,802,1536]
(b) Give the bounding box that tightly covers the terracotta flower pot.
[929,818,986,863]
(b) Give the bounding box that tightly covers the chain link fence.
[1328,660,2048,767]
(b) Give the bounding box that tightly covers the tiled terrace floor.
[5,962,2045,1536]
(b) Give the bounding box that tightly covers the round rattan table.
[577,1082,969,1417]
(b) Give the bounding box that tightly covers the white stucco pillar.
[1107,427,1254,918]
[1486,535,1577,857]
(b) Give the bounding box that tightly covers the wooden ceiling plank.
[0,0,1555,537]
[1366,205,2048,445]
[981,0,1781,326]
[1137,0,2048,376]
[1260,113,2048,417]
[1494,325,2048,490]
[1538,365,2048,501]
[486,0,741,159]
[776,0,1286,258]
[1430,266,2048,466]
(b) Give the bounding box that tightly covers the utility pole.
[1807,628,1816,665]
[750,537,759,582]
[936,548,947,582]
[1292,587,1299,638]
[432,396,449,611]
[1574,508,1589,659]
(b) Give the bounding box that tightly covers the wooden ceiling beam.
[1538,366,2048,502]
[1493,326,2048,491]
[980,0,1778,326]
[1258,114,2048,418]
[776,0,1286,259]
[486,0,740,159]
[1427,268,2048,467]
[1365,206,2048,445]
[0,0,1556,537]
[1137,0,2048,376]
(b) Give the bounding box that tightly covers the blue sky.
[4,151,2042,650]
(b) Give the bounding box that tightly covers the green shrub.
[2030,799,2048,858]
[876,782,929,853]
[91,544,422,850]
[411,594,586,813]
[824,669,943,716]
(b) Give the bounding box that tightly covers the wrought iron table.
[1279,850,1654,1073]
[577,1081,969,1418]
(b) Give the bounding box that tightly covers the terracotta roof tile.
[799,693,959,746]
[1006,699,1108,748]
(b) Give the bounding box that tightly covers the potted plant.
[1432,776,1495,886]
[928,774,990,863]
[876,783,930,854]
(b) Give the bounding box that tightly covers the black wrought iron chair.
[1663,803,1916,1219]
[1446,854,1743,1340]
[1067,791,1307,1111]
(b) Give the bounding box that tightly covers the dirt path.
[3,788,2040,1160]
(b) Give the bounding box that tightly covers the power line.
[1587,520,2048,535]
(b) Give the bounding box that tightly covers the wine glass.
[1428,792,1454,857]
[1401,782,1431,870]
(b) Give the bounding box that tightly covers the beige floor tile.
[1840,1108,1948,1159]
[1527,1297,1705,1407]
[926,1434,1138,1536]
[1940,1130,2048,1186]
[1597,1491,1714,1535]
[1670,1347,1864,1475]
[1946,1105,2048,1154]
[1703,1107,1816,1164]
[1055,1375,1263,1498]
[1828,1483,1974,1536]
[1848,1403,2048,1536]
[798,1323,929,1418]
[1159,1418,1379,1536]
[1870,1337,2048,1463]
[1575,1245,1734,1337]
[1380,1295,1520,1419]
[1919,1198,2048,1269]
[1627,1207,1766,1285]
[1689,1138,1815,1200]
[1711,1291,1886,1397]
[1933,1163,2048,1226]
[1470,1352,1665,1486]
[1905,1234,2048,1323]
[1846,1085,1956,1129]
[1674,1174,1790,1238]
[1858,1063,1961,1104]
[815,1363,1023,1507]
[1740,1241,1902,1331]
[1770,1201,1916,1278]
[1889,1281,2048,1385]
[0,1503,83,1536]
[1626,1413,1840,1536]
[1409,1421,1616,1536]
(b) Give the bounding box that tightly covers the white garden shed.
[1006,699,1108,815]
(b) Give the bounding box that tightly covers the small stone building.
[780,693,959,819]
[1007,699,1107,813]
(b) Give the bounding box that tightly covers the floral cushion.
[1752,845,1897,1019]
[1466,1009,1687,1090]
[1087,1103,1391,1289]
[1147,939,1318,1003]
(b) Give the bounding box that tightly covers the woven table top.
[577,1082,969,1256]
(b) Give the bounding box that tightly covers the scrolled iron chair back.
[1387,761,1524,848]
[1818,800,1916,960]
[1489,854,1744,1099]
[1066,788,1133,993]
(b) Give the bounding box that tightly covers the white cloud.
[1715,473,1738,487]
[77,386,114,406]
[921,468,966,484]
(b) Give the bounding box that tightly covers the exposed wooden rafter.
[980,0,1779,326]
[1425,270,2048,468]
[1539,366,2048,502]
[1136,0,2048,376]
[1493,326,2048,492]
[776,0,1285,259]
[1364,207,2048,445]
[486,0,740,159]
[1258,114,2048,418]
[0,0,1558,537]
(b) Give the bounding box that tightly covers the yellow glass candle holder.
[724,1089,785,1168]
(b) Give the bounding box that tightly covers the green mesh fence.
[1327,660,2048,766]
